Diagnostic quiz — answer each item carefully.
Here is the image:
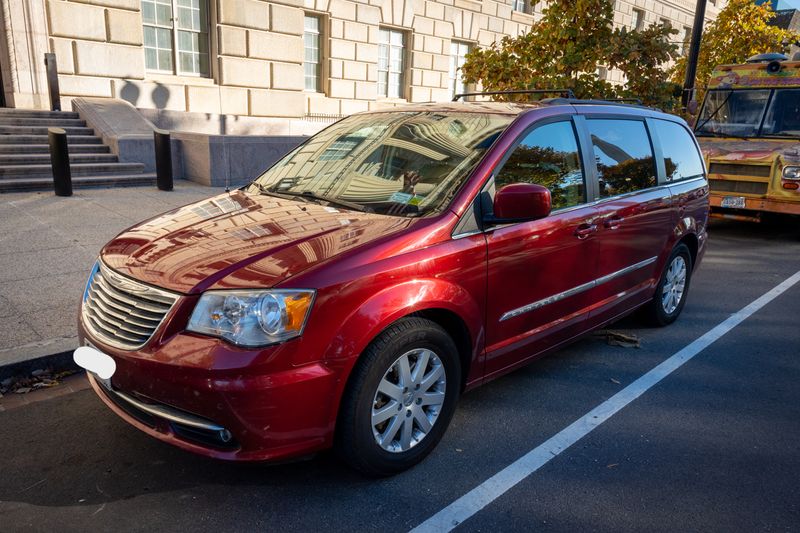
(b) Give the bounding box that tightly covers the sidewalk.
[0,181,221,369]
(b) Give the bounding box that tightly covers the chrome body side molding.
[499,256,658,322]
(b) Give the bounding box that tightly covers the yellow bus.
[694,53,800,221]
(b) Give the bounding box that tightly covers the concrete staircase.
[0,108,156,192]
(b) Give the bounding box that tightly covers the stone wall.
[0,0,726,119]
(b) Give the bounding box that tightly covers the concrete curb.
[0,350,78,381]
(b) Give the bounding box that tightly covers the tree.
[460,0,679,107]
[670,0,800,103]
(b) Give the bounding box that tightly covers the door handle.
[574,223,598,239]
[604,216,624,229]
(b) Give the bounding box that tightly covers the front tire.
[335,317,461,476]
[643,243,692,326]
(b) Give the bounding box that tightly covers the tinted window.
[652,120,705,181]
[495,121,585,210]
[587,119,656,198]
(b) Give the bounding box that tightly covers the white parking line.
[411,269,800,533]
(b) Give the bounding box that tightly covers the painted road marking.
[411,269,800,533]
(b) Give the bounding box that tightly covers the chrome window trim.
[82,261,180,351]
[499,256,658,321]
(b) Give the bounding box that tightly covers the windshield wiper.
[250,182,299,200]
[280,190,369,213]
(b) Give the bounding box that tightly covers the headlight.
[187,289,315,347]
[783,166,800,180]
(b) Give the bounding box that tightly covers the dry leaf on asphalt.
[595,330,641,348]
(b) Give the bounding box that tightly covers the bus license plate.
[721,196,746,209]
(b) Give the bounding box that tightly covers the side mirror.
[487,183,551,224]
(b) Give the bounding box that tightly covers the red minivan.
[75,99,708,475]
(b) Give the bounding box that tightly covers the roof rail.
[451,89,575,102]
[540,97,658,111]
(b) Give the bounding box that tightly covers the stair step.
[0,173,157,193]
[0,109,80,120]
[0,117,86,127]
[0,125,94,136]
[0,143,110,154]
[0,134,102,145]
[0,153,118,165]
[0,162,145,178]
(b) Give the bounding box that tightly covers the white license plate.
[74,345,116,380]
[721,196,746,209]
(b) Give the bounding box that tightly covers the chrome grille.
[82,262,179,350]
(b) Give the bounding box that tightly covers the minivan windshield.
[695,88,800,139]
[248,111,513,216]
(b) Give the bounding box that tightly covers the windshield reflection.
[696,89,800,139]
[248,112,513,217]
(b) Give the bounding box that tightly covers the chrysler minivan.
[75,99,708,475]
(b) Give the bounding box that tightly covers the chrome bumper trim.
[94,375,225,433]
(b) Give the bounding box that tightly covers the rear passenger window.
[495,121,585,210]
[587,119,656,198]
[652,119,705,182]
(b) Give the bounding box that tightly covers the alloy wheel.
[371,348,446,453]
[661,255,687,315]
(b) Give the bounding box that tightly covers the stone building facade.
[0,0,724,127]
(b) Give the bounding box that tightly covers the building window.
[449,41,471,98]
[631,8,645,31]
[682,26,692,56]
[378,28,406,99]
[304,15,322,92]
[597,66,608,81]
[660,17,672,30]
[512,0,531,13]
[142,0,209,76]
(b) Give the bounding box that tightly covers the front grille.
[82,262,178,350]
[709,179,769,195]
[709,163,772,178]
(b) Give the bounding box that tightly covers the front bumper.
[79,320,342,462]
[710,193,800,216]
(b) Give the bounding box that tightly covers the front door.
[484,119,599,379]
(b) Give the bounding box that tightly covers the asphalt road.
[1,218,799,532]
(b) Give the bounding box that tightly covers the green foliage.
[460,0,679,108]
[670,0,800,102]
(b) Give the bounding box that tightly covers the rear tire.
[335,317,461,476]
[642,243,692,327]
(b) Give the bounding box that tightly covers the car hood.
[101,190,415,294]
[698,138,800,165]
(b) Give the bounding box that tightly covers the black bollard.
[44,53,61,112]
[154,129,173,191]
[48,128,72,197]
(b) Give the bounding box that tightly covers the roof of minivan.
[359,100,680,121]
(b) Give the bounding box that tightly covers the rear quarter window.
[652,120,705,182]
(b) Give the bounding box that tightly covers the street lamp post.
[682,0,708,109]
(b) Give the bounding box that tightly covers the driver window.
[494,121,586,211]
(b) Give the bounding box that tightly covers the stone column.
[0,0,50,109]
